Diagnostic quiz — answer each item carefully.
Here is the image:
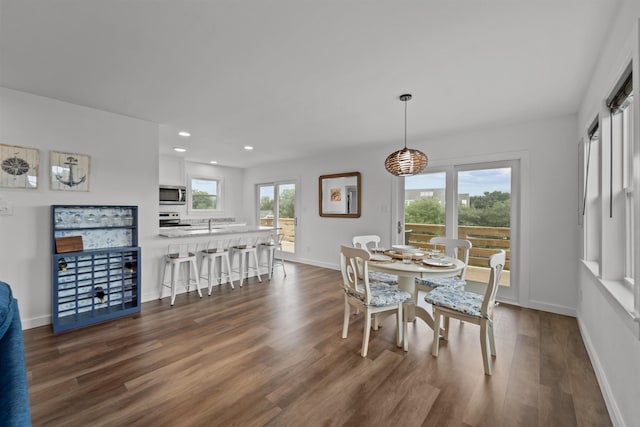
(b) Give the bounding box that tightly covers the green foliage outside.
[192,189,217,210]
[259,189,295,218]
[278,189,295,218]
[405,191,510,227]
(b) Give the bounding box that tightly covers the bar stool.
[198,239,235,295]
[229,237,262,287]
[258,233,287,279]
[160,243,202,305]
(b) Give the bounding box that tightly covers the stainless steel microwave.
[159,185,186,205]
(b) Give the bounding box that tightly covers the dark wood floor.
[23,262,611,426]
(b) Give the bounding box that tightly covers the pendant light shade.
[384,94,428,176]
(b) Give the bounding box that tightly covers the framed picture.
[50,151,90,192]
[0,143,39,189]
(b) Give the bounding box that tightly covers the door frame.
[391,151,530,307]
[256,179,299,256]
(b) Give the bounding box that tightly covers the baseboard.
[527,299,576,317]
[22,315,51,330]
[576,316,623,427]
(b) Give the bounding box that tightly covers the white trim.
[577,316,625,427]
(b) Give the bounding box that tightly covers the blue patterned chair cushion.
[416,276,465,289]
[346,281,411,307]
[369,271,398,286]
[424,286,484,317]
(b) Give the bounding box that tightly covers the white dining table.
[368,254,465,345]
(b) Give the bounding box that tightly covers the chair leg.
[443,316,450,340]
[170,263,178,306]
[191,260,202,298]
[432,309,441,357]
[251,250,262,282]
[342,298,350,339]
[396,303,403,348]
[488,319,496,357]
[207,257,215,295]
[403,307,409,352]
[480,319,492,375]
[224,255,235,289]
[361,310,372,357]
[373,313,380,330]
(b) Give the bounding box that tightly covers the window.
[620,95,634,284]
[190,178,220,211]
[581,119,601,269]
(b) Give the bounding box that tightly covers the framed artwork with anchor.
[50,151,90,192]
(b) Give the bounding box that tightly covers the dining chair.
[424,250,506,375]
[340,245,411,357]
[415,237,472,290]
[352,235,398,286]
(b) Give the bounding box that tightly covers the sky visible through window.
[406,168,511,196]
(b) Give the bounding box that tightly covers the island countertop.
[159,225,277,238]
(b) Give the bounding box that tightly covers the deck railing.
[259,218,295,243]
[406,223,510,270]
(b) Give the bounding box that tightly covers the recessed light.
[178,131,191,137]
[244,146,254,151]
[209,161,218,164]
[173,147,187,152]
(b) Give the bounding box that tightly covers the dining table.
[368,249,465,348]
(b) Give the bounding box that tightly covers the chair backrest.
[340,245,372,304]
[352,235,381,254]
[167,243,197,259]
[429,237,472,279]
[480,250,506,319]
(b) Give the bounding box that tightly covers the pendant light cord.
[404,98,408,149]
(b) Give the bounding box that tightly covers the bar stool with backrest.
[259,233,287,280]
[198,238,234,295]
[229,236,262,287]
[160,242,202,305]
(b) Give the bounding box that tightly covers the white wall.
[576,1,640,425]
[0,87,159,328]
[159,155,246,222]
[244,114,579,315]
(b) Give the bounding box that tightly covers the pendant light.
[384,94,428,176]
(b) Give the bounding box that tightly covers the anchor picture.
[50,151,90,191]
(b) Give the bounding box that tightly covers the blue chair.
[0,282,32,426]
[424,250,506,375]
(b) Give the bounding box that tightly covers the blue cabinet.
[51,205,141,333]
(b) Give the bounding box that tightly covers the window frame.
[188,176,223,214]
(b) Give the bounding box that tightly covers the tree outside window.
[191,178,218,210]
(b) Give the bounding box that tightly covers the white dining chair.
[352,235,398,286]
[424,250,505,375]
[340,245,410,357]
[416,237,472,290]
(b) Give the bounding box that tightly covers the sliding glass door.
[402,160,518,300]
[257,181,297,254]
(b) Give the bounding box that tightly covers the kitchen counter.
[159,225,277,238]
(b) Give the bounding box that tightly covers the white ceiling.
[0,0,620,168]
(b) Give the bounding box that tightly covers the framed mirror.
[319,171,361,218]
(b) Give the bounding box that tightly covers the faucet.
[208,218,212,232]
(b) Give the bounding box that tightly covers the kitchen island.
[159,225,276,238]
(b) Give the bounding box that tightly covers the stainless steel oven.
[159,185,186,205]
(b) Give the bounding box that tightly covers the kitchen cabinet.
[51,205,141,333]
